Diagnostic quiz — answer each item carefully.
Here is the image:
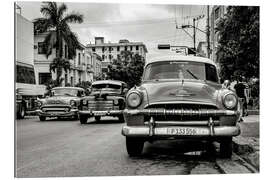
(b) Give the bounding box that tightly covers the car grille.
[41,106,70,112]
[144,103,219,121]
[88,100,114,111]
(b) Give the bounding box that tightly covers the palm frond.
[57,3,67,20]
[33,18,53,34]
[40,2,57,19]
[63,12,83,24]
[43,31,57,58]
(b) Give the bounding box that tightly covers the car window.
[52,89,79,96]
[143,61,218,83]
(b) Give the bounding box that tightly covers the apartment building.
[34,33,100,86]
[86,37,148,73]
[210,5,228,63]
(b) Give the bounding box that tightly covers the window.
[125,46,127,51]
[65,73,68,85]
[102,47,105,53]
[117,46,120,51]
[214,7,220,20]
[102,55,105,61]
[130,46,133,51]
[64,45,68,58]
[136,45,139,50]
[16,64,36,84]
[78,53,81,65]
[109,54,112,60]
[70,76,73,86]
[92,47,96,52]
[38,42,46,54]
[38,73,51,85]
[205,64,218,83]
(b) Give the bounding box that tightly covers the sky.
[16,1,208,57]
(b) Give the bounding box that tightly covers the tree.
[216,6,259,80]
[107,51,145,88]
[33,2,84,86]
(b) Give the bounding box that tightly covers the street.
[15,116,258,177]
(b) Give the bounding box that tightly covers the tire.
[17,104,25,119]
[39,116,46,121]
[126,137,144,157]
[95,116,101,122]
[220,137,233,158]
[118,115,125,123]
[79,115,88,124]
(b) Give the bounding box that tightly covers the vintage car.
[78,80,128,124]
[36,87,85,121]
[121,53,241,158]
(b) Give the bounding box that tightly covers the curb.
[232,136,259,171]
[247,110,259,115]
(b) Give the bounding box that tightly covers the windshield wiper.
[186,69,199,80]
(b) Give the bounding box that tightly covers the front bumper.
[79,110,123,116]
[36,109,78,117]
[122,125,240,137]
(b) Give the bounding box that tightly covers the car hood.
[42,96,79,105]
[141,80,221,106]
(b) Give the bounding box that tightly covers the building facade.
[86,37,148,74]
[34,33,101,86]
[210,5,227,63]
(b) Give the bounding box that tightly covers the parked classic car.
[78,80,128,124]
[121,53,241,158]
[36,87,85,121]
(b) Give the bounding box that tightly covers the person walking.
[234,76,249,117]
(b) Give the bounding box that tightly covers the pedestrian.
[222,80,231,90]
[234,76,249,117]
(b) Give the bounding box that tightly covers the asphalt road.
[16,116,256,178]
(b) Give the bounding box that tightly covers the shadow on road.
[136,140,218,161]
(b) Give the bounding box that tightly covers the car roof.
[52,87,85,91]
[147,53,217,67]
[92,80,126,86]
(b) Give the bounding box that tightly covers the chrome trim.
[79,110,123,116]
[144,101,218,109]
[122,125,240,137]
[124,109,239,116]
[36,109,77,117]
[144,120,220,126]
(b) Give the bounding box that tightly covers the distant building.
[210,5,228,63]
[196,41,207,57]
[34,33,98,86]
[86,37,148,74]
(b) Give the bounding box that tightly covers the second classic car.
[36,87,85,121]
[78,80,127,124]
[121,53,241,158]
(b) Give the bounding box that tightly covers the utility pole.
[176,15,205,54]
[193,18,196,50]
[206,5,210,58]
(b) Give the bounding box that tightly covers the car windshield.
[92,84,121,94]
[143,61,218,83]
[51,88,80,96]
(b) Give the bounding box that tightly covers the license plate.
[93,111,107,116]
[166,127,197,135]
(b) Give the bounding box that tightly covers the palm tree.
[33,2,84,85]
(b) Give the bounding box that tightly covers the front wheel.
[126,137,144,157]
[220,137,233,158]
[17,104,25,119]
[39,116,46,121]
[79,115,88,124]
[94,116,101,122]
[118,115,125,123]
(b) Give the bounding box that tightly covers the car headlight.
[223,93,237,109]
[37,101,42,107]
[70,100,76,107]
[82,99,88,105]
[127,91,142,108]
[114,99,118,105]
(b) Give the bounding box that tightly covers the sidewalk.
[233,115,259,170]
